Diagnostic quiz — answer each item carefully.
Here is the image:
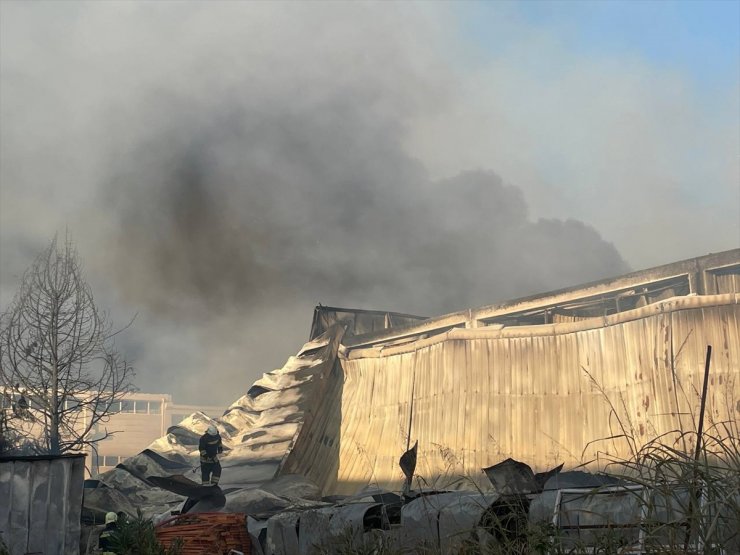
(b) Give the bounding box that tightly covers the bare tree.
[0,235,135,455]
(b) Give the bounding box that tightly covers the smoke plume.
[11,2,714,405]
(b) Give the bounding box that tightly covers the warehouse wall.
[306,295,739,494]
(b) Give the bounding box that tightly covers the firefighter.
[98,511,118,554]
[199,425,223,485]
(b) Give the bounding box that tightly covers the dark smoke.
[103,101,628,321]
[1,2,632,404]
[96,90,629,404]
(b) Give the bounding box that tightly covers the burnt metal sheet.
[265,511,300,555]
[400,491,499,552]
[82,482,138,523]
[553,486,646,550]
[482,458,563,494]
[438,491,502,553]
[326,502,384,548]
[309,306,426,340]
[247,516,269,555]
[147,474,221,500]
[296,506,335,554]
[222,487,314,518]
[0,454,85,555]
[261,473,321,501]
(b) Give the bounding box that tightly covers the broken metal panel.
[0,454,85,555]
[94,326,345,517]
[264,511,299,555]
[326,502,384,549]
[482,459,564,495]
[483,458,538,494]
[261,473,322,501]
[82,481,138,522]
[221,488,292,518]
[309,306,426,340]
[247,516,269,555]
[277,328,347,491]
[553,486,646,551]
[399,491,499,552]
[437,492,501,553]
[297,506,335,554]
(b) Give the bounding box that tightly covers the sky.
[1,1,738,406]
[464,1,739,85]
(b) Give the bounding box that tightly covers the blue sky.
[458,0,740,88]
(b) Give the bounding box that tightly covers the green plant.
[109,510,182,555]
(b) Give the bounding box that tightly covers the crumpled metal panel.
[0,454,85,555]
[528,471,624,523]
[482,459,564,495]
[309,306,426,340]
[261,474,322,501]
[400,491,499,552]
[553,486,646,549]
[297,506,335,554]
[326,502,383,549]
[83,482,138,521]
[94,325,345,518]
[247,516,269,555]
[265,511,300,555]
[90,308,439,515]
[438,491,502,553]
[262,500,396,554]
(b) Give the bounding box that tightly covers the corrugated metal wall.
[298,295,738,494]
[0,454,85,555]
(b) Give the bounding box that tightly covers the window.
[120,400,134,413]
[707,264,740,295]
[27,396,45,410]
[134,401,148,414]
[149,401,161,414]
[106,401,121,413]
[64,398,80,410]
[103,455,119,467]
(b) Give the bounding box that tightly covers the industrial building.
[0,390,222,476]
[93,249,738,511]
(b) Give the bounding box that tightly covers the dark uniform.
[98,521,117,555]
[199,430,223,485]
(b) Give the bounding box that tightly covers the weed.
[108,510,182,555]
